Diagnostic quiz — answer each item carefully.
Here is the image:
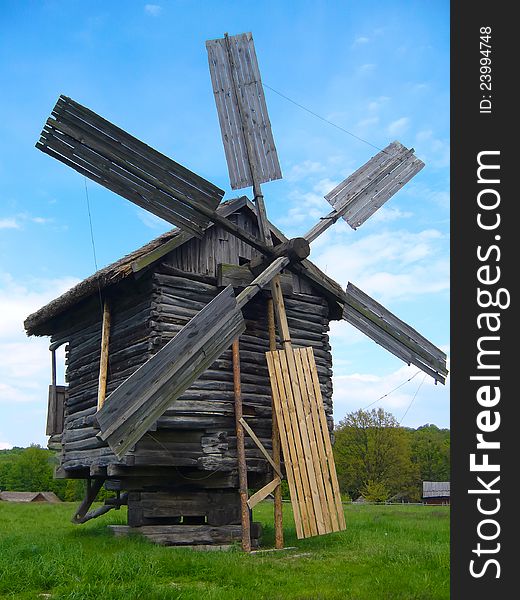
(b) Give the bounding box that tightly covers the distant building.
[422,481,450,505]
[0,491,61,503]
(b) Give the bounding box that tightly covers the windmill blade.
[343,283,448,384]
[206,32,282,190]
[304,141,424,242]
[36,95,224,238]
[96,257,289,459]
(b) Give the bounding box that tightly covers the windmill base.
[109,523,262,547]
[120,489,262,547]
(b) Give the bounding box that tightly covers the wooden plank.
[54,96,222,201]
[97,300,111,411]
[266,347,346,538]
[292,349,332,533]
[38,95,225,236]
[265,351,305,539]
[239,417,281,477]
[235,257,289,309]
[343,157,424,229]
[206,33,282,190]
[299,348,340,532]
[96,286,246,458]
[281,347,326,536]
[304,347,346,529]
[318,141,424,230]
[247,477,282,509]
[344,282,448,383]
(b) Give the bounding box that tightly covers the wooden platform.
[109,523,262,547]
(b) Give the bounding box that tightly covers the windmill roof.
[422,481,450,498]
[0,491,61,502]
[25,196,345,337]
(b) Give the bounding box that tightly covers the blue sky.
[0,1,449,448]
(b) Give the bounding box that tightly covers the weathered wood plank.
[206,32,282,190]
[247,477,282,509]
[266,347,346,538]
[344,282,447,383]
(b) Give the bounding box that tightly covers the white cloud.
[0,213,53,230]
[0,218,20,229]
[144,4,162,16]
[353,36,370,47]
[310,227,448,302]
[0,442,13,450]
[285,160,327,183]
[332,364,450,427]
[369,206,413,223]
[0,273,79,413]
[387,117,410,136]
[367,96,390,112]
[356,116,379,129]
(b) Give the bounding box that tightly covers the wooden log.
[232,338,251,552]
[109,523,262,546]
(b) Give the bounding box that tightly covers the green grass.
[0,501,449,599]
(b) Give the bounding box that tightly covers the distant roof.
[24,196,345,336]
[422,481,450,498]
[0,491,61,502]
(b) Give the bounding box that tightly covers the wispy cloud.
[310,227,449,302]
[352,36,370,47]
[358,63,376,74]
[0,213,53,230]
[0,218,20,230]
[387,117,410,136]
[332,364,450,427]
[0,272,79,414]
[135,208,170,230]
[144,4,162,16]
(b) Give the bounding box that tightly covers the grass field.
[0,501,449,599]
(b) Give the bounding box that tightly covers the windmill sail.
[37,96,224,237]
[206,32,282,190]
[324,141,424,230]
[343,283,448,384]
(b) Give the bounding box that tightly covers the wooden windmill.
[34,32,447,549]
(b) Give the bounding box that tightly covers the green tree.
[334,408,420,501]
[410,424,450,481]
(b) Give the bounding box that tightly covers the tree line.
[334,408,450,502]
[1,408,449,504]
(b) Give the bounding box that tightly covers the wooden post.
[97,300,111,411]
[233,338,251,552]
[268,299,284,549]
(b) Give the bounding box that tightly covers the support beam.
[233,339,251,553]
[97,300,111,411]
[268,299,284,549]
[239,417,282,478]
[247,477,282,510]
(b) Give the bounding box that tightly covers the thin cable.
[399,373,427,425]
[362,370,421,411]
[263,82,385,153]
[84,177,99,273]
